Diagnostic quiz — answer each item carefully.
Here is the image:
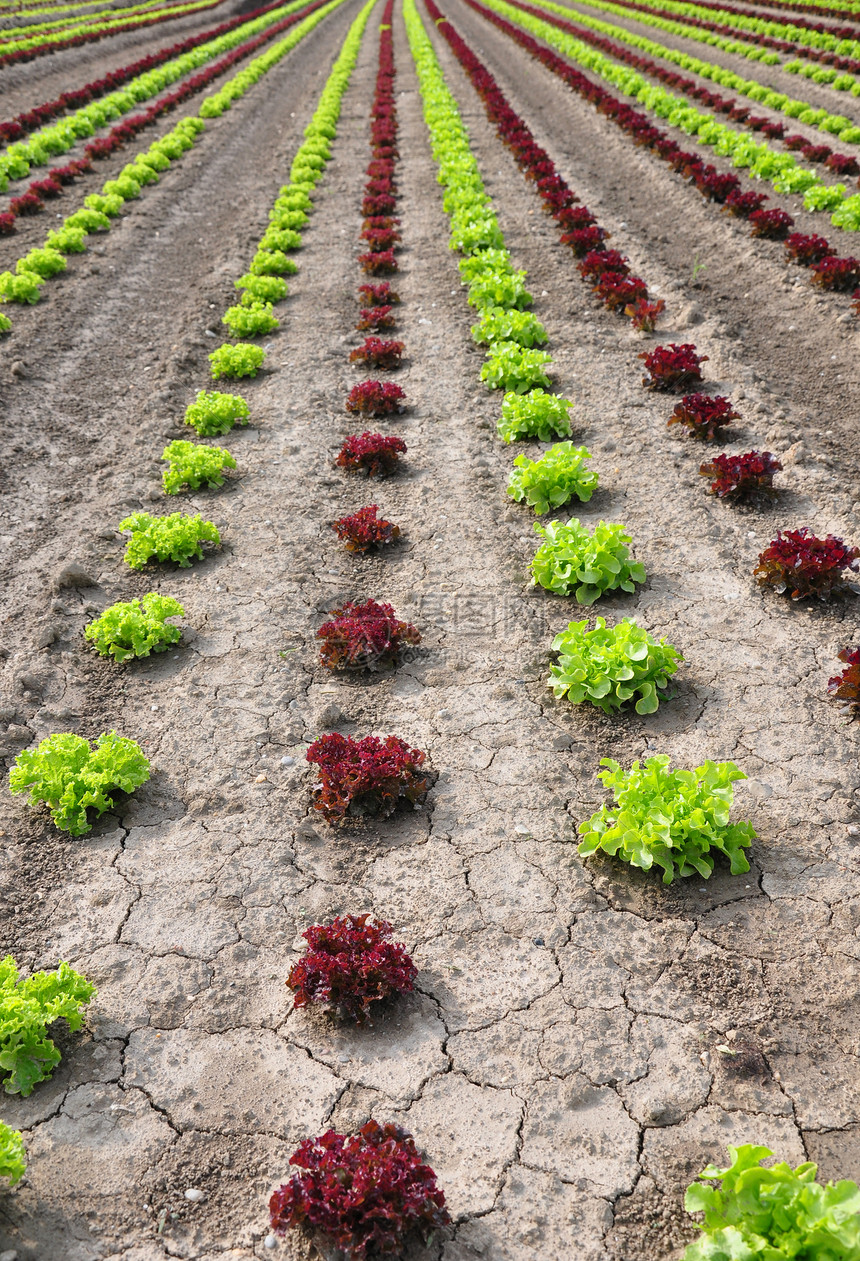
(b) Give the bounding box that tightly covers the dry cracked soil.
[1,0,860,1256]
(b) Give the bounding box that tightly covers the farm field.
[1,0,860,1252]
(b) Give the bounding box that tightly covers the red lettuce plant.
[349,338,404,370]
[783,134,807,151]
[724,190,769,218]
[357,305,396,331]
[749,209,794,240]
[784,233,835,265]
[0,212,15,235]
[286,915,416,1021]
[346,381,406,416]
[802,143,832,163]
[362,194,397,216]
[754,528,860,600]
[594,272,648,311]
[578,249,629,279]
[668,393,740,440]
[826,153,859,177]
[331,505,400,553]
[336,432,407,476]
[700,451,782,500]
[625,297,665,331]
[829,647,860,716]
[269,1120,449,1257]
[358,281,399,306]
[360,227,401,252]
[556,206,596,229]
[640,344,708,391]
[306,733,428,823]
[317,599,419,670]
[359,249,398,275]
[561,225,609,255]
[810,256,860,292]
[697,170,741,203]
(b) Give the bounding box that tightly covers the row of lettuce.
[3,1,860,1257]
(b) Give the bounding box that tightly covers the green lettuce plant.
[84,593,184,662]
[481,342,552,392]
[118,511,221,568]
[0,957,95,1096]
[84,192,124,217]
[549,617,682,714]
[0,313,11,334]
[17,247,67,278]
[507,441,596,511]
[578,755,755,883]
[209,342,265,380]
[184,389,250,436]
[259,230,303,260]
[531,518,646,603]
[498,389,573,443]
[467,271,532,310]
[45,226,87,254]
[683,1145,860,1260]
[161,439,236,493]
[250,248,296,276]
[235,273,287,304]
[0,1122,25,1185]
[0,270,45,304]
[9,731,150,836]
[221,301,279,337]
[471,307,547,348]
[63,207,110,233]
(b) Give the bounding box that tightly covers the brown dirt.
[1,0,860,1257]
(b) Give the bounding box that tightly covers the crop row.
[3,0,860,1254]
[0,0,319,196]
[462,0,860,314]
[0,0,348,322]
[0,0,226,57]
[479,0,860,231]
[521,0,860,145]
[572,0,860,81]
[0,0,217,39]
[0,0,298,146]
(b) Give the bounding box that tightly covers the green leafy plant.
[480,342,552,392]
[17,247,66,278]
[578,755,755,883]
[84,593,184,662]
[0,313,11,334]
[250,248,296,276]
[0,1121,25,1185]
[467,271,532,310]
[45,226,87,254]
[161,439,236,494]
[118,511,220,569]
[0,270,45,303]
[9,731,150,836]
[471,306,547,348]
[0,956,95,1096]
[507,441,597,512]
[549,617,682,714]
[235,273,287,304]
[531,518,646,604]
[683,1144,860,1260]
[184,389,250,437]
[209,342,265,380]
[221,301,279,337]
[497,389,573,443]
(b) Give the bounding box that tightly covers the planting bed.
[1,0,860,1255]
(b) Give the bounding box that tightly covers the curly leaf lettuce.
[85,593,184,662]
[578,755,755,883]
[0,957,96,1096]
[0,1121,26,1184]
[9,731,150,835]
[118,511,220,569]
